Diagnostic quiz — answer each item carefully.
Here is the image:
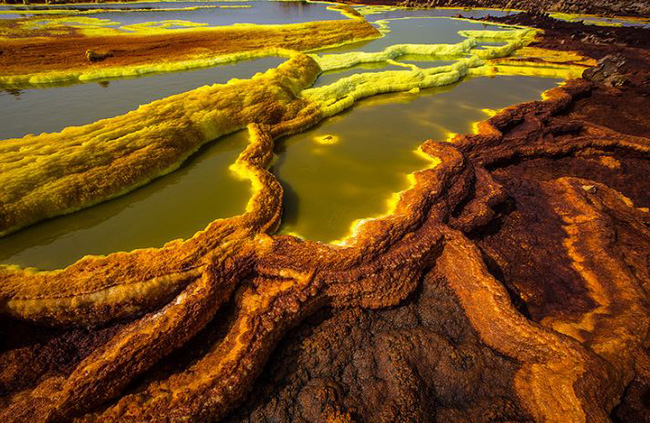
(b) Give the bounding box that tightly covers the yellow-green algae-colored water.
[0,131,250,270]
[0,3,581,270]
[275,75,563,242]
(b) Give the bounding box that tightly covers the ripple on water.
[354,6,515,21]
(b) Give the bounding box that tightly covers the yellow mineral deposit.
[0,55,321,237]
[0,15,590,247]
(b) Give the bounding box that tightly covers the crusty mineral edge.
[448,79,650,422]
[543,176,650,359]
[0,120,291,327]
[0,262,247,423]
[0,43,579,326]
[437,172,650,423]
[437,229,601,423]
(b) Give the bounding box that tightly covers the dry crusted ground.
[0,10,649,423]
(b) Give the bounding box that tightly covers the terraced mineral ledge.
[0,3,649,423]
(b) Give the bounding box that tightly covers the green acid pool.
[274,75,562,242]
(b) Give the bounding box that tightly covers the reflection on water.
[275,75,563,242]
[0,57,283,139]
[356,6,514,21]
[317,17,510,54]
[354,5,648,28]
[0,1,347,25]
[0,131,251,270]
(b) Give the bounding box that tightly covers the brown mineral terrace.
[2,74,649,422]
[1,8,650,423]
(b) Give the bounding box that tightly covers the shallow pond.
[355,5,513,21]
[319,17,511,54]
[275,75,563,242]
[355,6,649,28]
[0,130,250,270]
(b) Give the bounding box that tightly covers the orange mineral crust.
[1,12,650,423]
[0,16,380,82]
